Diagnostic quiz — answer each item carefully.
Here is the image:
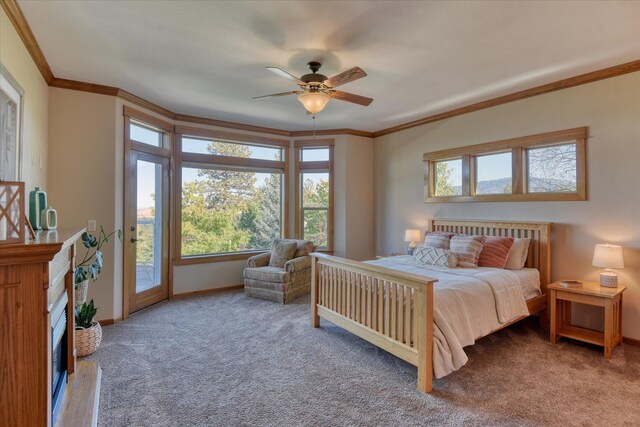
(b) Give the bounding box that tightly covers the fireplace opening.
[51,292,68,421]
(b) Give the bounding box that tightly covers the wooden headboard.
[428,219,551,294]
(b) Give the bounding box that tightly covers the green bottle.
[29,187,47,230]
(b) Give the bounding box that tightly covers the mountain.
[452,177,575,194]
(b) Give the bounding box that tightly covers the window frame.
[174,125,290,265]
[423,127,587,203]
[294,139,334,252]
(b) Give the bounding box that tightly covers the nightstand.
[549,281,626,359]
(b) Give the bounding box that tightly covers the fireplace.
[51,292,69,421]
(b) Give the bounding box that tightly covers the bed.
[310,219,551,393]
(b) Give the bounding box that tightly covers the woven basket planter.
[75,280,89,307]
[75,321,102,357]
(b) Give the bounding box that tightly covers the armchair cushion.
[243,266,290,283]
[268,239,297,268]
[285,256,311,273]
[247,252,270,268]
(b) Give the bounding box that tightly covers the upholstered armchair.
[243,239,316,304]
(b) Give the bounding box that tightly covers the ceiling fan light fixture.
[298,92,330,114]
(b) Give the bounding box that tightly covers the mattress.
[366,255,534,378]
[509,267,542,301]
[371,256,541,300]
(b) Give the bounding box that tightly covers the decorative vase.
[75,321,102,357]
[75,280,89,307]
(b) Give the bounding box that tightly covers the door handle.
[130,237,138,243]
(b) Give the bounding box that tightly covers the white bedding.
[366,255,533,378]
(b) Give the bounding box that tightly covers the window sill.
[425,192,585,203]
[174,250,268,266]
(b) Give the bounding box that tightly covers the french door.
[125,150,170,314]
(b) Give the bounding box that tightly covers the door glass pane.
[181,137,282,161]
[476,152,512,194]
[528,143,577,193]
[303,209,328,248]
[136,160,163,292]
[302,172,329,207]
[130,121,162,147]
[434,159,462,196]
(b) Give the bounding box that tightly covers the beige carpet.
[88,290,640,426]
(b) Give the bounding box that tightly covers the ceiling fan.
[253,61,373,115]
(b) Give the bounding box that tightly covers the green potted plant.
[74,226,121,307]
[75,299,102,357]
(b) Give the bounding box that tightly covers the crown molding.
[1,0,53,83]
[372,59,640,138]
[290,128,375,138]
[4,0,640,140]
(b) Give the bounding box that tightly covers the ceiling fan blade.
[329,90,373,106]
[252,91,300,100]
[266,67,306,86]
[323,66,367,88]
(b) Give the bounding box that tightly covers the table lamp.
[592,244,624,288]
[404,229,421,255]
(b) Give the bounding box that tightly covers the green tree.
[250,173,282,249]
[435,162,455,196]
[197,141,257,209]
[302,177,329,247]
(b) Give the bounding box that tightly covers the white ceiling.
[18,0,640,132]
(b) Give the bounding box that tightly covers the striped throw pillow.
[413,247,458,268]
[478,236,515,268]
[450,235,485,268]
[423,231,454,250]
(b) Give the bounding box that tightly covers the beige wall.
[45,90,376,317]
[48,88,121,321]
[374,71,640,340]
[1,8,48,190]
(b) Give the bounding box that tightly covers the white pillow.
[413,247,458,268]
[504,238,531,270]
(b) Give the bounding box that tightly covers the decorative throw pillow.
[422,231,454,250]
[413,247,458,268]
[268,239,297,268]
[478,236,515,268]
[450,235,485,268]
[504,238,531,270]
[293,240,315,258]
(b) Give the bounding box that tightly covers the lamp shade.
[298,92,330,114]
[404,229,421,243]
[592,244,624,269]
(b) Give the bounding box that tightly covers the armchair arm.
[247,252,270,268]
[285,256,311,273]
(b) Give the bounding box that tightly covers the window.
[434,159,462,196]
[424,127,586,202]
[527,143,577,193]
[130,121,162,147]
[295,140,334,250]
[176,127,289,262]
[182,137,282,161]
[476,152,512,194]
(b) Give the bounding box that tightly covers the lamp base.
[407,242,417,256]
[600,271,618,288]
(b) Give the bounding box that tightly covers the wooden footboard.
[310,253,437,393]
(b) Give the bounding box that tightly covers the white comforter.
[367,256,529,378]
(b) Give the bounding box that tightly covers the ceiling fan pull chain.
[313,114,316,140]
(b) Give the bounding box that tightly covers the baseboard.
[172,284,244,299]
[99,317,123,327]
[623,336,640,347]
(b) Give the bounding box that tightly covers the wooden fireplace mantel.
[0,227,90,426]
